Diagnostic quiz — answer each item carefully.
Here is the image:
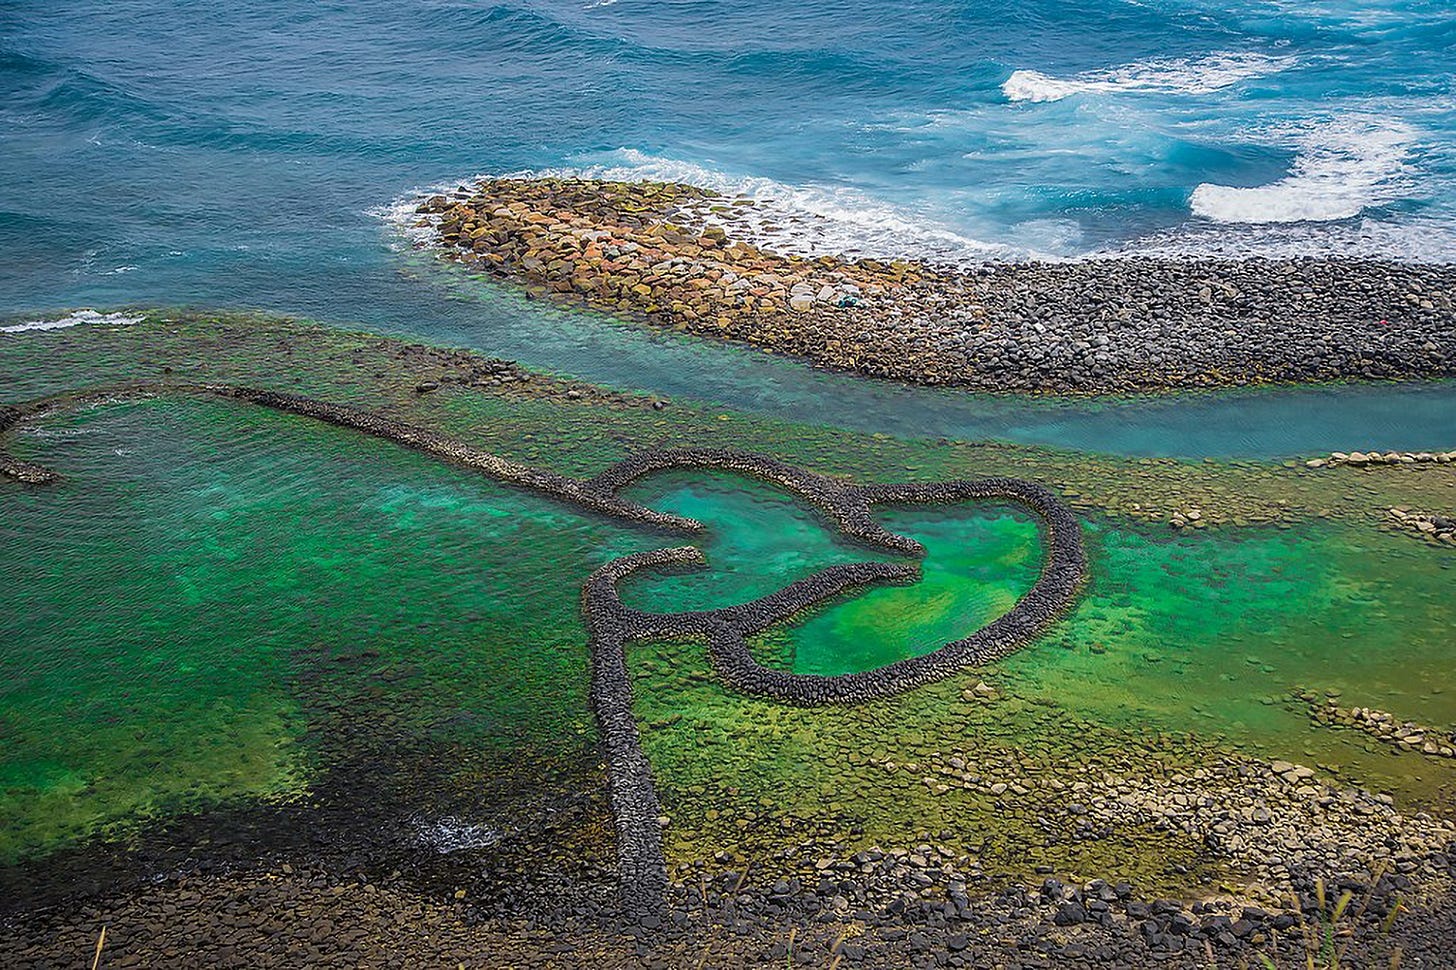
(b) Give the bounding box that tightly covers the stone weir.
[0,383,1088,918]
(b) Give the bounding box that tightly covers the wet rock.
[407,177,1456,394]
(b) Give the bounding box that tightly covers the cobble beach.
[410,178,1456,393]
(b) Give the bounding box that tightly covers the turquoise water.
[0,400,1005,855]
[6,400,1452,860]
[8,284,1455,458]
[3,0,1455,901]
[3,0,1454,459]
[352,265,1456,458]
[4,0,1454,280]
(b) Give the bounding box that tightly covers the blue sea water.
[2,0,1454,455]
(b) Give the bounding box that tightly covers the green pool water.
[1,397,1453,864]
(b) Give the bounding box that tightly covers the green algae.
[616,471,906,614]
[1,313,1453,891]
[1001,519,1456,791]
[787,506,1042,676]
[0,398,638,859]
[624,512,1454,891]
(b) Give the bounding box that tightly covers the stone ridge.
[1384,506,1456,545]
[409,177,1456,393]
[1307,698,1456,760]
[0,402,60,484]
[1,382,1087,918]
[413,178,928,316]
[411,177,951,379]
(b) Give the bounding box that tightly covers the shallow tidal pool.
[1,396,1453,870]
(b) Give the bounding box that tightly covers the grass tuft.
[1248,864,1404,970]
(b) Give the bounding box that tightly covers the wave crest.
[1,310,145,334]
[1190,117,1416,224]
[1002,51,1296,103]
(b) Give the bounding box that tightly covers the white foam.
[1003,51,1296,103]
[377,126,1449,269]
[0,309,145,334]
[1117,213,1456,262]
[410,815,504,854]
[20,427,93,439]
[523,148,1014,263]
[1189,117,1416,224]
[369,195,449,251]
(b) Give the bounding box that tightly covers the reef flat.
[408,178,1456,393]
[1,380,1087,920]
[2,313,1454,967]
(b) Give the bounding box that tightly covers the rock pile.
[0,402,60,483]
[1166,506,1209,529]
[956,258,1456,392]
[414,178,932,373]
[1298,692,1456,759]
[887,744,1454,919]
[411,178,1456,393]
[1308,450,1456,468]
[1298,451,1456,547]
[7,834,1450,968]
[1385,507,1456,545]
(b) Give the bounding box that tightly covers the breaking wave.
[521,149,1014,263]
[1,309,145,334]
[1002,50,1296,103]
[1190,117,1417,224]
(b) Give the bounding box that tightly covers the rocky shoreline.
[409,177,1456,393]
[3,744,1451,968]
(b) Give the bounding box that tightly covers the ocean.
[4,0,1455,301]
[2,0,1455,455]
